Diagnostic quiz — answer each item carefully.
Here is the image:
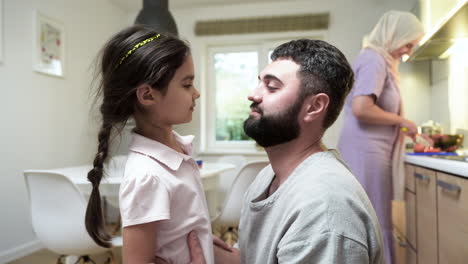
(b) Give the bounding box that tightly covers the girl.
[85,25,213,264]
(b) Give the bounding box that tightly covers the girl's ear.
[136,84,158,106]
[303,93,330,123]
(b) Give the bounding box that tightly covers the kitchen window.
[199,33,326,153]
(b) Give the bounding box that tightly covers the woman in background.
[338,10,424,264]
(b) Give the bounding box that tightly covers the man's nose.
[248,86,263,102]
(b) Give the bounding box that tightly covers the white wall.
[400,61,432,126]
[430,59,451,130]
[0,0,436,261]
[0,0,128,262]
[167,0,427,158]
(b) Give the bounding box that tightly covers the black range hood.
[134,0,179,36]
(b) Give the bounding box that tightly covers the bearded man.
[183,39,386,264]
[214,39,386,264]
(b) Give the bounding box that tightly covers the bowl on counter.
[430,134,464,152]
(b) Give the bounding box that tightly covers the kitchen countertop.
[405,154,468,179]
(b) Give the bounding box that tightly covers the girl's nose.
[193,87,200,99]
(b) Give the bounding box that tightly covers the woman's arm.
[352,95,417,138]
[123,222,159,264]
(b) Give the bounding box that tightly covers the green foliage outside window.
[214,52,257,141]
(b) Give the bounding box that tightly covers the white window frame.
[199,30,328,154]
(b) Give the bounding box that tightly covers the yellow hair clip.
[119,34,161,65]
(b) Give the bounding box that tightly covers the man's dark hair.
[271,39,354,129]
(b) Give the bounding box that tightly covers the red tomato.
[424,147,441,153]
[414,143,425,153]
[446,146,457,152]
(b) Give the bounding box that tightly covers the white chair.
[216,155,247,210]
[24,170,122,264]
[211,160,269,227]
[103,155,127,208]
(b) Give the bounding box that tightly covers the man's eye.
[184,84,193,89]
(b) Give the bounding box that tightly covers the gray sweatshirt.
[239,150,385,264]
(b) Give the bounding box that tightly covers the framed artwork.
[0,0,3,63]
[33,11,65,77]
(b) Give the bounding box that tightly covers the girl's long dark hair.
[85,25,190,247]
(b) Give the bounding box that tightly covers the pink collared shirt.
[119,131,214,264]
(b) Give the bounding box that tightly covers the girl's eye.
[184,84,193,89]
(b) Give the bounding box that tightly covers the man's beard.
[243,98,303,148]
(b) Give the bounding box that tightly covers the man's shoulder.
[286,151,379,235]
[295,150,358,189]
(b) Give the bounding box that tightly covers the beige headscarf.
[365,11,424,201]
[365,10,424,82]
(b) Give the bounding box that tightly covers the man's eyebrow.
[182,75,195,81]
[258,74,283,85]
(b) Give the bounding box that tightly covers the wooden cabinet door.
[415,167,437,264]
[437,172,468,264]
[394,228,417,264]
[405,190,417,249]
[405,163,416,192]
[394,229,407,264]
[406,247,417,264]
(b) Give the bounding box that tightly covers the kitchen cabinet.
[398,162,468,264]
[437,172,468,263]
[405,164,416,193]
[405,190,417,249]
[394,227,417,264]
[415,167,438,264]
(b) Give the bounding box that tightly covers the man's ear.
[303,93,329,122]
[136,84,158,106]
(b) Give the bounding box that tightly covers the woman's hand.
[400,118,417,140]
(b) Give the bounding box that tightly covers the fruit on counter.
[429,133,463,152]
[424,146,441,153]
[445,145,458,152]
[414,143,425,152]
[413,143,441,153]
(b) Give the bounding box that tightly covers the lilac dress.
[338,48,400,264]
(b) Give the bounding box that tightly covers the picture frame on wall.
[0,0,4,63]
[33,10,65,77]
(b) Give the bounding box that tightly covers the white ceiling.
[109,0,291,12]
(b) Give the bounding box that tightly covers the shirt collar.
[129,130,195,171]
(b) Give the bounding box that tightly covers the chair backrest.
[23,170,108,256]
[212,160,269,227]
[216,155,247,193]
[104,155,128,178]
